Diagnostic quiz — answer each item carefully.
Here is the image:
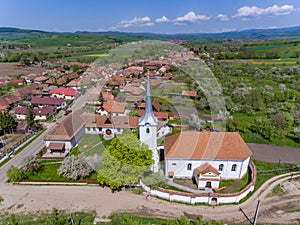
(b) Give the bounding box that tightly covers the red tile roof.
[31,97,65,106]
[15,106,56,115]
[194,163,220,176]
[138,110,169,120]
[102,102,126,113]
[165,132,252,161]
[49,87,78,96]
[45,109,85,141]
[48,142,65,151]
[182,90,197,97]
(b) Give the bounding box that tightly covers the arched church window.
[187,163,192,170]
[219,164,224,171]
[146,128,150,134]
[231,164,237,172]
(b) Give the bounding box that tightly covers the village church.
[139,77,253,189]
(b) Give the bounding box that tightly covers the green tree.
[0,112,17,134]
[6,165,24,182]
[253,117,276,141]
[97,134,153,191]
[25,106,42,132]
[98,92,104,105]
[245,89,264,111]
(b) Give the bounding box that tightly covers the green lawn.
[254,160,298,191]
[0,211,95,225]
[77,134,106,157]
[24,162,98,182]
[25,163,65,181]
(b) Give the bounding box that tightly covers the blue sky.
[1,0,300,33]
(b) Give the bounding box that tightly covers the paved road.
[0,93,88,184]
[248,143,300,164]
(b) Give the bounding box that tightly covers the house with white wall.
[44,110,85,155]
[164,131,252,189]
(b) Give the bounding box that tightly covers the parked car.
[64,109,72,115]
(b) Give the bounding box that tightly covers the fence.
[0,131,37,161]
[140,160,257,205]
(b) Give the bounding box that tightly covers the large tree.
[97,134,153,191]
[0,112,17,134]
[25,106,41,132]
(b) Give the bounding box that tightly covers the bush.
[143,173,168,189]
[22,155,41,175]
[6,165,24,182]
[58,155,94,180]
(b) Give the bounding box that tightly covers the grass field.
[0,211,95,225]
[77,134,106,157]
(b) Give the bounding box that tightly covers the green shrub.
[6,165,25,182]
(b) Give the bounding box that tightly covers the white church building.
[164,131,253,189]
[138,76,253,189]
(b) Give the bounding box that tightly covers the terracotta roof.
[31,97,65,106]
[152,100,162,112]
[82,112,139,129]
[34,76,48,82]
[34,106,56,115]
[102,91,114,102]
[45,109,85,141]
[138,110,169,120]
[182,90,197,97]
[110,116,139,128]
[49,87,78,96]
[102,102,125,113]
[194,163,220,176]
[164,132,252,161]
[48,142,65,151]
[3,94,19,105]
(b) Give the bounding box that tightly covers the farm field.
[0,62,45,76]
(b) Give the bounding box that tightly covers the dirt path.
[0,173,299,224]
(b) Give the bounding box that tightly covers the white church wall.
[166,158,247,180]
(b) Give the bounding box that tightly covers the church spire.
[139,76,158,126]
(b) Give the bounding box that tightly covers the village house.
[182,90,197,99]
[15,106,56,121]
[0,94,20,112]
[49,87,78,101]
[164,132,253,189]
[82,112,139,139]
[31,97,67,110]
[96,101,126,116]
[44,110,85,156]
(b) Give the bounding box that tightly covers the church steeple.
[138,76,159,172]
[138,76,158,126]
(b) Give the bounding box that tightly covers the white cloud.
[216,14,229,21]
[233,4,295,18]
[155,16,170,23]
[118,16,154,28]
[174,11,210,24]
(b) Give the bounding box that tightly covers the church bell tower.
[139,76,159,172]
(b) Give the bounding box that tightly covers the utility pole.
[253,200,261,225]
[70,212,74,225]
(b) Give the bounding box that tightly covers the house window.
[231,164,237,172]
[187,163,192,170]
[219,164,224,171]
[146,128,150,134]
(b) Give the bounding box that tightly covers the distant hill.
[1,26,300,42]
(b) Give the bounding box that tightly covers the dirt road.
[0,173,299,224]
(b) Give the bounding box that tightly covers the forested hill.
[1,26,300,42]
